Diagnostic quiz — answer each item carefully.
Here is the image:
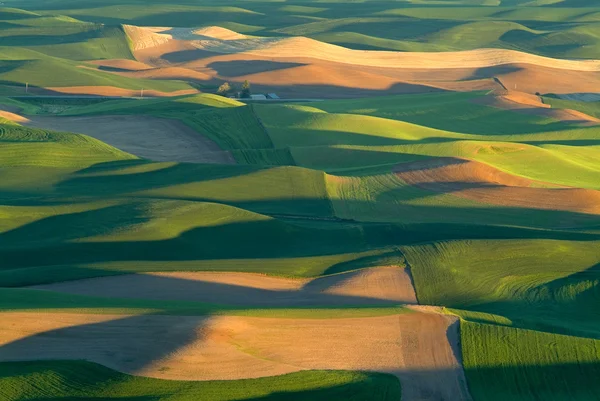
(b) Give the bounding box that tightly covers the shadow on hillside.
[241,81,448,99]
[0,201,598,287]
[208,60,306,77]
[521,138,600,146]
[162,48,224,64]
[0,29,107,47]
[0,309,469,401]
[469,65,524,80]
[468,262,600,339]
[30,266,416,306]
[462,361,600,401]
[0,313,211,376]
[0,80,128,97]
[3,359,400,401]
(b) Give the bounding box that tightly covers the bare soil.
[193,26,247,40]
[24,115,235,164]
[0,109,29,123]
[474,91,600,125]
[33,266,418,306]
[112,67,212,81]
[0,311,471,401]
[116,26,600,98]
[87,59,153,71]
[394,157,600,214]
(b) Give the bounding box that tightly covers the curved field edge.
[0,287,409,318]
[401,239,600,336]
[0,360,401,401]
[7,4,600,59]
[458,319,600,401]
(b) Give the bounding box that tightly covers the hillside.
[0,2,599,401]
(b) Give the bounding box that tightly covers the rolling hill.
[0,1,599,401]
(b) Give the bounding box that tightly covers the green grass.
[404,239,600,336]
[0,360,400,401]
[0,122,136,167]
[0,14,134,61]
[312,92,571,135]
[6,2,598,58]
[60,96,277,162]
[325,170,600,229]
[461,321,600,401]
[0,125,408,286]
[59,94,244,116]
[543,96,600,119]
[69,99,277,160]
[0,47,192,93]
[255,95,600,190]
[0,198,379,283]
[0,287,408,317]
[0,5,599,400]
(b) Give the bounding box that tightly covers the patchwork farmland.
[0,0,599,400]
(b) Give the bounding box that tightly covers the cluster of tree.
[217,80,251,98]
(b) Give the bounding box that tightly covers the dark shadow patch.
[208,60,306,77]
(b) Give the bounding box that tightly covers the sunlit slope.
[0,11,134,61]
[0,48,193,94]
[4,114,595,289]
[325,170,600,229]
[409,236,600,400]
[254,96,600,190]
[544,96,600,119]
[0,122,136,167]
[11,2,600,58]
[0,196,407,286]
[20,94,598,231]
[311,92,574,134]
[0,124,395,286]
[404,239,600,335]
[55,95,290,165]
[314,20,600,60]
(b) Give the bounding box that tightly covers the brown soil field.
[87,59,153,71]
[113,66,212,82]
[489,63,600,94]
[0,311,471,401]
[23,115,235,164]
[170,53,502,97]
[474,91,600,125]
[123,25,174,51]
[502,91,550,108]
[244,38,600,71]
[549,109,600,125]
[193,26,247,40]
[114,26,600,98]
[0,109,29,123]
[474,92,548,111]
[33,266,417,306]
[394,157,600,215]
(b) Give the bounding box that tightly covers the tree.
[217,82,232,96]
[240,80,251,98]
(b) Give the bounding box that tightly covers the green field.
[0,0,599,400]
[460,321,600,401]
[0,361,400,401]
[3,0,598,58]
